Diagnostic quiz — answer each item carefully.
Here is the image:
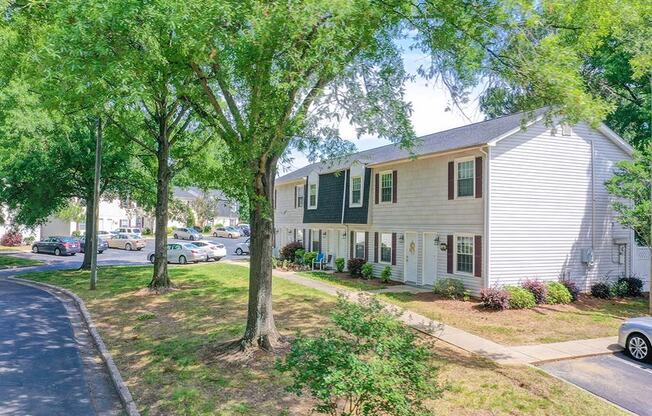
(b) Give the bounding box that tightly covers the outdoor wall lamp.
[439,243,448,251]
[398,234,404,243]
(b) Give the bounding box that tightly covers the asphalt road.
[540,353,652,415]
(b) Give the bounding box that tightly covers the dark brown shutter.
[318,229,322,253]
[474,235,482,277]
[375,173,379,204]
[475,156,483,198]
[293,229,297,242]
[374,232,379,262]
[364,232,369,261]
[392,170,397,203]
[448,161,454,200]
[447,235,454,274]
[350,231,354,259]
[294,186,297,208]
[391,233,397,265]
[303,229,306,247]
[308,230,312,251]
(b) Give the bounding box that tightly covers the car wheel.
[137,248,142,251]
[215,257,223,262]
[228,233,233,238]
[627,333,651,362]
[213,232,217,237]
[149,254,155,263]
[54,248,61,256]
[179,255,187,264]
[190,235,195,241]
[235,248,243,255]
[125,243,132,251]
[98,250,104,254]
[32,246,39,254]
[173,234,178,239]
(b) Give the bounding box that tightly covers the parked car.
[115,227,142,237]
[79,237,108,254]
[173,227,203,241]
[106,233,146,251]
[212,226,241,238]
[237,224,250,236]
[31,236,80,256]
[619,317,652,362]
[190,240,227,261]
[234,238,250,255]
[148,242,205,264]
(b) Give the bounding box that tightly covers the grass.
[296,271,387,291]
[0,254,43,269]
[0,245,32,252]
[17,263,626,416]
[379,291,649,345]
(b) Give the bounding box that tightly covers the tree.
[605,151,652,313]
[189,193,219,228]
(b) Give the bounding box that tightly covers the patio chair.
[312,252,326,270]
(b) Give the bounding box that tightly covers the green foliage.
[610,279,630,298]
[480,287,511,310]
[591,282,612,299]
[347,258,366,277]
[616,276,644,297]
[71,230,83,238]
[278,297,437,416]
[433,278,466,299]
[185,209,196,228]
[334,257,345,273]
[295,249,306,265]
[202,225,212,233]
[166,227,174,235]
[545,282,572,305]
[505,286,536,309]
[271,257,278,269]
[303,251,318,265]
[381,265,392,283]
[361,263,374,280]
[280,242,304,262]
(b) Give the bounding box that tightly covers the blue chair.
[312,252,326,270]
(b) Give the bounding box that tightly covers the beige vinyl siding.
[369,149,484,293]
[274,182,305,250]
[489,121,631,291]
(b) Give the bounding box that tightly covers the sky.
[284,48,488,172]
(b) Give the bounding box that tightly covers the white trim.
[307,182,318,209]
[454,156,475,199]
[597,123,634,156]
[349,175,363,208]
[379,232,392,264]
[487,114,543,146]
[379,170,393,204]
[403,231,418,283]
[422,232,439,286]
[368,146,485,169]
[353,231,366,259]
[453,234,475,276]
[482,146,490,289]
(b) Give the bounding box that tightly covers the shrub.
[23,236,35,245]
[616,276,643,297]
[278,297,437,416]
[303,251,318,266]
[166,226,174,235]
[381,266,392,283]
[142,228,152,235]
[1,231,23,246]
[280,242,304,262]
[295,249,306,264]
[71,230,83,238]
[271,257,278,269]
[203,225,212,233]
[480,287,510,310]
[521,279,547,304]
[361,263,374,279]
[560,279,580,302]
[506,286,536,309]
[610,279,629,298]
[334,257,345,273]
[347,258,366,277]
[433,278,465,299]
[546,282,572,304]
[591,282,612,299]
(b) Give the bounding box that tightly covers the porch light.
[398,234,404,243]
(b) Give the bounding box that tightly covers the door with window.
[423,233,438,286]
[403,232,418,283]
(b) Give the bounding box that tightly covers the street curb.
[6,277,140,416]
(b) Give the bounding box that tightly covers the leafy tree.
[605,151,651,313]
[278,296,437,416]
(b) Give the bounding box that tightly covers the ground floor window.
[456,235,474,274]
[380,233,392,263]
[355,232,366,258]
[119,219,129,227]
[296,229,304,245]
[312,229,320,253]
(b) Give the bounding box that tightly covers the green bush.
[505,286,536,309]
[591,282,612,299]
[334,257,345,273]
[71,230,83,238]
[203,225,212,233]
[361,263,374,279]
[295,249,306,265]
[271,257,278,269]
[303,251,318,266]
[280,242,304,262]
[166,226,174,235]
[24,236,35,245]
[381,266,392,283]
[278,297,437,416]
[347,258,366,277]
[615,276,643,297]
[545,282,572,304]
[433,278,466,299]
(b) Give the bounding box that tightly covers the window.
[380,172,393,202]
[456,160,474,198]
[296,185,304,208]
[312,229,320,252]
[296,229,304,245]
[308,183,317,208]
[355,231,366,258]
[456,236,474,274]
[350,176,362,206]
[119,219,129,227]
[380,233,392,263]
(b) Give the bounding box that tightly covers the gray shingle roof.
[276,109,544,184]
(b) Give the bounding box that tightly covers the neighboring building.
[274,110,648,294]
[172,187,240,228]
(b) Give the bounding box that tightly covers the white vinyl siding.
[380,233,392,263]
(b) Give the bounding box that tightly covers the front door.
[403,232,418,283]
[327,229,338,265]
[422,233,438,286]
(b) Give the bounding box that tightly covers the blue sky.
[286,47,487,171]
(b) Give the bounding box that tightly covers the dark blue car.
[80,237,108,254]
[31,236,80,256]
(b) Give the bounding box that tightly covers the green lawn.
[0,255,43,269]
[0,245,32,252]
[17,263,626,416]
[296,271,387,291]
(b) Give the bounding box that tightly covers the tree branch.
[106,114,157,155]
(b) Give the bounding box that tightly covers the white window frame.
[454,234,474,276]
[379,170,393,203]
[454,157,475,199]
[295,185,304,208]
[308,183,318,209]
[354,231,366,259]
[379,233,392,264]
[296,229,304,245]
[349,175,363,207]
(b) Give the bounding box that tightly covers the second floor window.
[351,176,362,206]
[308,184,317,208]
[296,185,304,208]
[380,172,393,202]
[457,160,474,198]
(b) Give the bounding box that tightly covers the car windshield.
[60,237,77,242]
[128,234,139,239]
[191,242,205,247]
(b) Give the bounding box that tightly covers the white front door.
[403,232,418,283]
[327,229,337,263]
[339,230,348,260]
[423,232,438,286]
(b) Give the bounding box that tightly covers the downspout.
[341,169,348,224]
[591,139,596,251]
[480,146,490,290]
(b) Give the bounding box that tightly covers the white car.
[115,227,142,237]
[190,240,226,261]
[234,238,250,255]
[619,317,652,362]
[148,242,205,264]
[212,226,241,238]
[173,227,203,241]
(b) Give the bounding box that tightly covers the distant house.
[274,110,648,294]
[172,187,241,228]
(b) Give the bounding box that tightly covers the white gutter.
[480,146,490,289]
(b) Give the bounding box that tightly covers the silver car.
[147,242,205,264]
[234,238,250,255]
[190,240,227,261]
[172,227,203,241]
[618,317,652,362]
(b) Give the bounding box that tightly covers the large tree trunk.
[240,156,280,351]
[79,195,94,270]
[148,139,171,289]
